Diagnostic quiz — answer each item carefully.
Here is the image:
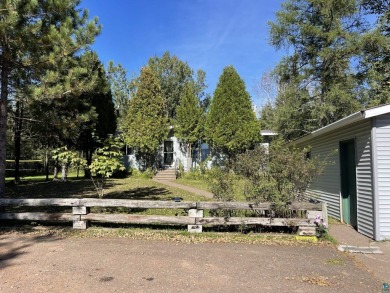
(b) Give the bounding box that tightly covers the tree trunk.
[84,148,92,178]
[187,143,192,171]
[0,40,10,197]
[53,158,59,179]
[44,146,49,181]
[61,163,66,181]
[14,99,24,183]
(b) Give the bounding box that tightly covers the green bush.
[233,140,328,208]
[131,168,155,179]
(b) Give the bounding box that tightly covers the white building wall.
[373,114,390,240]
[296,119,375,239]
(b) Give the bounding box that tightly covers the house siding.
[296,119,375,238]
[374,114,390,240]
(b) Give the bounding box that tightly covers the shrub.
[207,167,235,202]
[233,140,328,208]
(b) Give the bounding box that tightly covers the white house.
[123,127,210,172]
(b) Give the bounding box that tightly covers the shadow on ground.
[0,232,61,271]
[104,186,170,200]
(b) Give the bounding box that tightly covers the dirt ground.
[0,233,384,293]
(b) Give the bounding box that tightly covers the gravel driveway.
[0,234,383,292]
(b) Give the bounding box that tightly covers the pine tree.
[0,0,100,196]
[123,66,168,168]
[359,0,390,106]
[205,66,259,161]
[268,0,364,139]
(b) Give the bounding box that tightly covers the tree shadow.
[0,233,61,271]
[5,179,113,198]
[104,187,171,200]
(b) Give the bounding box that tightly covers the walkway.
[329,224,390,283]
[153,179,214,199]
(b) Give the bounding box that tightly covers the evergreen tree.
[0,0,100,196]
[205,66,259,161]
[77,61,117,177]
[175,82,204,169]
[268,0,365,139]
[123,66,168,168]
[359,0,390,106]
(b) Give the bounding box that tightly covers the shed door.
[340,140,357,227]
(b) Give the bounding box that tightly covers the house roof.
[289,104,390,145]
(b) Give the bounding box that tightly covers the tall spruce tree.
[175,82,204,169]
[0,0,100,196]
[268,0,365,140]
[123,66,168,169]
[205,66,259,161]
[359,0,390,105]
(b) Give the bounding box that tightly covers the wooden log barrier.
[0,198,326,236]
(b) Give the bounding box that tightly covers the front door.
[340,140,357,227]
[164,141,174,166]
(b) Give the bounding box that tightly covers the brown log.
[82,213,195,225]
[196,217,311,226]
[0,198,81,207]
[196,202,272,210]
[0,212,78,221]
[80,199,196,209]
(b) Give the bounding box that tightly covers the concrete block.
[72,206,90,215]
[188,209,204,218]
[188,225,202,233]
[73,220,88,230]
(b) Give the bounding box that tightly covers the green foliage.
[358,0,390,106]
[267,0,365,140]
[130,168,155,179]
[89,136,125,197]
[107,61,131,120]
[148,51,207,120]
[175,82,204,144]
[205,66,259,160]
[0,0,101,196]
[123,66,168,169]
[233,141,327,208]
[207,167,235,202]
[175,82,205,169]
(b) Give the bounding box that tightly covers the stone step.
[154,169,177,181]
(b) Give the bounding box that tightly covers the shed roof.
[289,104,390,145]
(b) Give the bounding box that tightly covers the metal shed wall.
[296,119,375,238]
[373,114,390,240]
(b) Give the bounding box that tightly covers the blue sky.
[80,0,286,106]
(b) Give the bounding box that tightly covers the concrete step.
[154,169,177,181]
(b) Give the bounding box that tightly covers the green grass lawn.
[176,176,246,201]
[4,176,211,216]
[176,178,211,192]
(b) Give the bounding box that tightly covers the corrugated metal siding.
[374,114,390,240]
[296,120,374,238]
